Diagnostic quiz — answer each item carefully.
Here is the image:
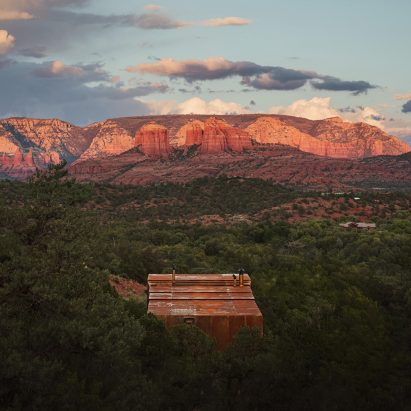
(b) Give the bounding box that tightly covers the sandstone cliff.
[174,117,252,153]
[1,114,410,182]
[309,117,410,158]
[80,120,134,160]
[0,117,93,177]
[174,120,205,147]
[246,116,409,159]
[135,122,170,157]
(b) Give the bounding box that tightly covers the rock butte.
[0,114,409,181]
[135,122,170,157]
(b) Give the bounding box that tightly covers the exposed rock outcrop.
[1,148,37,179]
[309,117,410,158]
[174,118,253,153]
[246,116,410,158]
[80,120,134,160]
[201,117,252,153]
[2,118,90,158]
[1,114,410,181]
[175,120,205,147]
[135,122,170,157]
[0,117,94,178]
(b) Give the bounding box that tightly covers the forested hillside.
[0,166,410,410]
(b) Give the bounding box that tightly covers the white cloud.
[0,29,15,55]
[353,106,385,128]
[144,97,250,115]
[0,10,33,21]
[269,97,340,120]
[268,96,393,131]
[202,17,251,27]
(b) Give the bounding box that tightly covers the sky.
[0,0,410,141]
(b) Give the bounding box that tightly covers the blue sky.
[0,0,410,140]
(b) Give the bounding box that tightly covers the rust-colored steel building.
[147,273,263,349]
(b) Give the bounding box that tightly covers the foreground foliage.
[0,167,410,410]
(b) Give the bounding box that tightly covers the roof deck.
[148,273,263,349]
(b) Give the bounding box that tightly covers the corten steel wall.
[148,274,263,350]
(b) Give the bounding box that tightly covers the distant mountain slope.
[0,118,93,179]
[0,114,409,183]
[70,144,411,190]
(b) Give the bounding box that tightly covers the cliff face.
[174,118,252,153]
[1,114,410,181]
[2,118,89,157]
[309,117,410,158]
[135,122,170,157]
[175,120,205,147]
[0,117,93,178]
[80,120,134,160]
[0,148,37,179]
[246,116,409,159]
[201,117,252,153]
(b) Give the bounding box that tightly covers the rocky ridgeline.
[0,114,409,180]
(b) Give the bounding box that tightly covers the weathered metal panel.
[147,273,263,349]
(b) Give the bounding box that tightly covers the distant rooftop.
[339,222,377,229]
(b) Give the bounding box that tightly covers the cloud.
[145,97,250,115]
[18,46,47,58]
[202,17,251,27]
[0,0,89,12]
[268,97,403,134]
[33,60,110,81]
[241,68,317,90]
[395,92,411,101]
[354,106,386,128]
[0,10,33,21]
[144,4,162,12]
[269,97,340,120]
[339,106,357,113]
[128,13,189,30]
[311,77,377,95]
[129,57,270,82]
[402,100,411,113]
[0,59,169,125]
[383,118,411,143]
[130,57,377,94]
[0,57,13,69]
[0,30,15,54]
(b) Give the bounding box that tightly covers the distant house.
[339,222,376,229]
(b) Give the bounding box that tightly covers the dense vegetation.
[0,167,410,410]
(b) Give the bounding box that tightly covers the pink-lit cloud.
[144,4,162,12]
[202,17,251,27]
[129,57,376,94]
[0,10,33,21]
[0,29,15,54]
